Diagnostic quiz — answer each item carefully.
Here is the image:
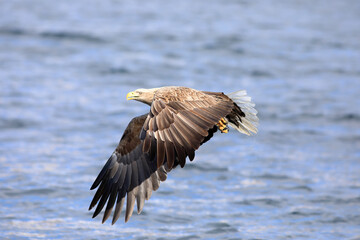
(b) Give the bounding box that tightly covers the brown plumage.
[89,86,258,224]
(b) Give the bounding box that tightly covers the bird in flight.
[89,86,258,224]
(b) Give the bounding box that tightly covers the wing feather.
[89,114,168,224]
[112,194,125,224]
[176,112,209,136]
[136,184,145,213]
[93,181,111,218]
[102,184,117,223]
[156,140,165,167]
[90,154,116,190]
[169,124,193,163]
[141,88,234,169]
[89,179,106,211]
[164,140,175,169]
[125,192,135,222]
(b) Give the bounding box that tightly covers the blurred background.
[0,0,359,239]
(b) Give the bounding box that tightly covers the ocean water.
[1,0,360,239]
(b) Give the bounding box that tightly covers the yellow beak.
[126,91,138,100]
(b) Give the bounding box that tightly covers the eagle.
[89,86,258,224]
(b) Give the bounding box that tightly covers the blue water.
[1,0,360,239]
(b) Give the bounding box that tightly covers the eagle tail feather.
[227,90,258,135]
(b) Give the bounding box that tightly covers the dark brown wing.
[140,88,234,169]
[89,114,167,224]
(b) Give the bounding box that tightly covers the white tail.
[227,90,259,136]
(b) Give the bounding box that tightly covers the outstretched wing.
[89,114,168,224]
[140,87,234,169]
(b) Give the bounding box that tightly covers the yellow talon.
[216,118,229,133]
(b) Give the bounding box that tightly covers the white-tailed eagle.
[89,86,258,224]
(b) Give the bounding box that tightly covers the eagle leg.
[216,118,229,133]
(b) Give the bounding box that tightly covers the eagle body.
[89,86,258,224]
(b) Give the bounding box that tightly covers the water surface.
[1,0,360,239]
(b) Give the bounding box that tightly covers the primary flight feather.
[89,86,258,224]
